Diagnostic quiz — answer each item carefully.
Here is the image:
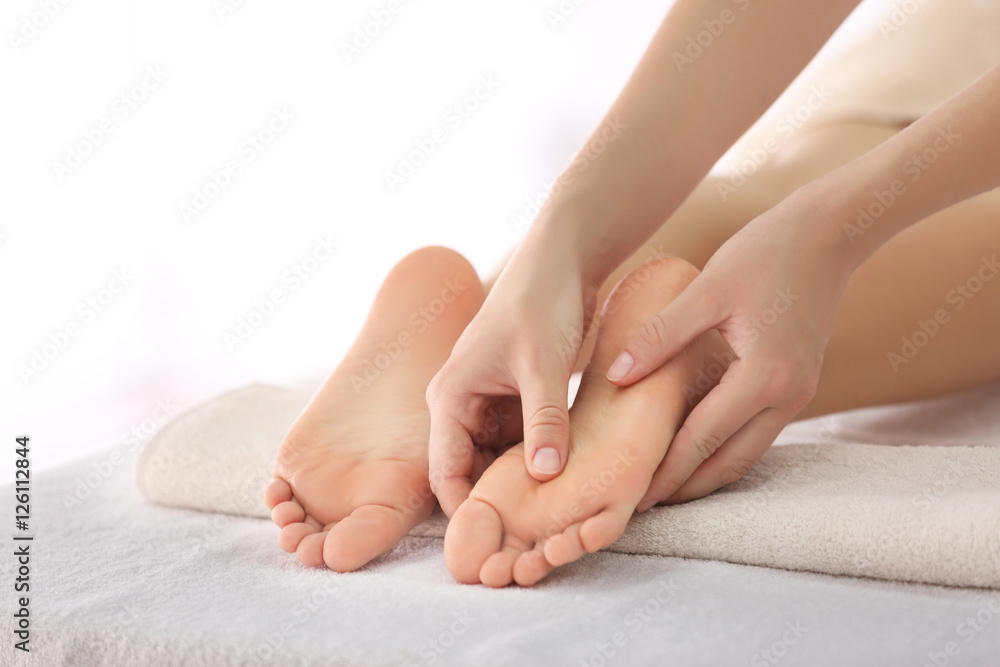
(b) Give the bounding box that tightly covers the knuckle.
[761,363,798,402]
[719,457,755,486]
[687,427,724,460]
[424,373,445,405]
[636,314,669,352]
[528,404,568,431]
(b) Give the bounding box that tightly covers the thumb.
[606,279,722,386]
[520,372,571,481]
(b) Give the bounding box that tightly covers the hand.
[426,240,598,517]
[607,192,854,508]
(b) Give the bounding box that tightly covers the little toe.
[296,531,328,567]
[579,505,632,554]
[271,500,306,527]
[513,549,555,587]
[278,522,317,553]
[444,498,505,585]
[264,478,292,510]
[544,523,588,567]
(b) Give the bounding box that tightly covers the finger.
[665,407,788,504]
[428,412,476,518]
[637,365,768,509]
[606,280,724,386]
[519,372,571,481]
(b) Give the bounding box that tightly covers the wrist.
[789,176,874,275]
[523,204,615,296]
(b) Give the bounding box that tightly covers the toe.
[579,504,632,553]
[543,523,588,567]
[272,500,306,527]
[278,522,317,553]
[444,498,504,585]
[480,538,530,588]
[264,478,292,510]
[296,531,328,567]
[323,503,430,573]
[513,549,555,587]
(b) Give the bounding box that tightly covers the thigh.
[804,188,1000,417]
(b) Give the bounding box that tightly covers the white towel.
[135,383,1000,589]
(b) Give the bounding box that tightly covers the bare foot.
[444,257,733,586]
[264,247,483,571]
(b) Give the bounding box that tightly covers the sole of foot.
[444,256,732,587]
[264,246,484,572]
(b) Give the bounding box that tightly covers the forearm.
[805,64,1000,269]
[528,0,861,288]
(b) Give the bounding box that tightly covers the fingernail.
[532,447,561,475]
[606,351,634,381]
[636,500,657,514]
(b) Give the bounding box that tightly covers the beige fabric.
[136,383,1000,589]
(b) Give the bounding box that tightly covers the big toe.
[444,498,504,584]
[323,504,429,573]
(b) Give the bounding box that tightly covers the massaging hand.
[426,241,597,517]
[608,193,854,508]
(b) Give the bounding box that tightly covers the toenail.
[532,447,562,475]
[606,351,634,381]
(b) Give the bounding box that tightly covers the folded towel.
[136,383,1000,589]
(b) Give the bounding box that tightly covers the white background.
[3,0,676,479]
